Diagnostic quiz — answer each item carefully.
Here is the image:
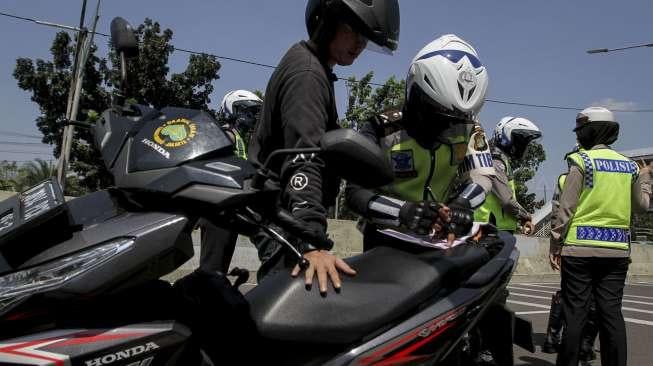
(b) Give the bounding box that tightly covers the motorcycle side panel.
[0,322,193,366]
[20,210,192,296]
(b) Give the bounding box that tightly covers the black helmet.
[305,0,400,54]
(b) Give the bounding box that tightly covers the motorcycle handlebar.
[273,209,334,251]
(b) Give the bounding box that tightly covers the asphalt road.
[509,282,653,366]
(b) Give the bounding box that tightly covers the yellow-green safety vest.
[381,129,461,202]
[474,153,518,231]
[563,148,638,250]
[233,130,247,160]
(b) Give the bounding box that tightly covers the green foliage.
[13,19,221,195]
[510,142,547,213]
[343,71,404,130]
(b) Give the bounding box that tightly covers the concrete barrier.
[2,190,650,283]
[163,220,653,284]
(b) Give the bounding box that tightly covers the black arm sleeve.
[278,70,334,236]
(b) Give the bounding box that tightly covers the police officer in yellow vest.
[550,107,652,366]
[475,117,542,234]
[218,89,263,159]
[543,145,600,364]
[346,34,494,251]
[197,90,263,272]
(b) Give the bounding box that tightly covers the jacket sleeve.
[550,165,583,254]
[632,166,652,213]
[277,70,334,239]
[491,159,530,220]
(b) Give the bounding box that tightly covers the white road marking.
[515,310,550,315]
[508,288,653,306]
[507,300,653,326]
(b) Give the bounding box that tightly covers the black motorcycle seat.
[464,232,516,288]
[246,243,489,344]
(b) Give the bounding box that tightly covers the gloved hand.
[399,201,448,236]
[446,206,474,237]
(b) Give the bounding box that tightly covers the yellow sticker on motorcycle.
[153,118,197,148]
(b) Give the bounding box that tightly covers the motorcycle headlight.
[0,237,134,315]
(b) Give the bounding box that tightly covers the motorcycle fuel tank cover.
[129,107,233,172]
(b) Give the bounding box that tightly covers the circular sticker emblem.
[153,118,197,148]
[290,173,309,191]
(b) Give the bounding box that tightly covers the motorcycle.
[0,17,533,366]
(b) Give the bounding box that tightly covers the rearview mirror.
[110,17,138,58]
[320,129,393,188]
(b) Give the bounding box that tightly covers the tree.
[0,161,20,191]
[13,19,221,195]
[510,142,547,213]
[333,72,405,220]
[343,71,404,130]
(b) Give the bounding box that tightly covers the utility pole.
[56,0,102,190]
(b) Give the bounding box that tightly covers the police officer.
[248,0,400,294]
[543,145,599,365]
[197,90,263,273]
[551,107,652,366]
[218,89,263,159]
[475,117,542,234]
[346,34,493,251]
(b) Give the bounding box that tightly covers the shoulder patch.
[390,150,417,178]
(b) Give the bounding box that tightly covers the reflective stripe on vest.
[233,130,247,160]
[381,130,459,202]
[474,155,518,231]
[564,149,638,250]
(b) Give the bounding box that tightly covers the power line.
[3,10,653,113]
[0,130,42,139]
[0,150,54,155]
[0,141,52,147]
[485,99,653,113]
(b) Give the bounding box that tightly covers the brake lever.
[236,209,309,270]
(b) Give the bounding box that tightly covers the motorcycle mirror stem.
[110,17,139,112]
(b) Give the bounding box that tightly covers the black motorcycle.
[0,17,533,366]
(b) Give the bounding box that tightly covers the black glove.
[399,201,443,236]
[446,205,474,237]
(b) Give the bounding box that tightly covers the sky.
[1,0,652,200]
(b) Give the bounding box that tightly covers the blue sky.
[1,0,652,200]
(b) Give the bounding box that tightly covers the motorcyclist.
[248,0,400,294]
[197,90,263,273]
[474,117,542,234]
[346,34,494,251]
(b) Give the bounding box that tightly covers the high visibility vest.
[233,130,247,160]
[380,129,461,202]
[552,174,566,202]
[563,148,638,250]
[474,150,518,231]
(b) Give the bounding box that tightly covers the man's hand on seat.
[291,250,356,296]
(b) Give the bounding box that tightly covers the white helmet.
[494,116,542,159]
[575,106,616,126]
[574,106,619,148]
[406,34,489,120]
[218,90,263,131]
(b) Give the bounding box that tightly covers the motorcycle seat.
[464,232,516,288]
[246,243,489,344]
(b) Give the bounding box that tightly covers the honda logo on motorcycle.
[85,342,159,366]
